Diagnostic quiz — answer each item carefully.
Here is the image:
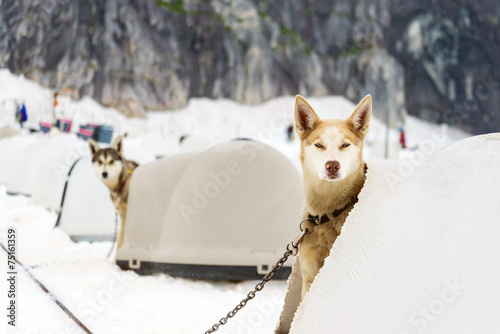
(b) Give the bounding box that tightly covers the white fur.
[304,127,361,182]
[93,157,124,189]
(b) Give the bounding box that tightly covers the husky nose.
[325,161,340,172]
[102,171,108,178]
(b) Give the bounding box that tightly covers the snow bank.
[0,69,52,128]
[0,68,470,163]
[70,97,130,136]
[279,134,500,333]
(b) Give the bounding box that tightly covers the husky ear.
[88,138,100,158]
[348,94,372,137]
[294,95,320,139]
[111,135,124,156]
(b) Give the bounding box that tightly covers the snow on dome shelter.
[276,134,500,334]
[53,139,155,241]
[116,139,304,280]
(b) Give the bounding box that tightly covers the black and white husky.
[88,136,138,249]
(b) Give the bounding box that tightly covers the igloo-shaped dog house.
[0,127,20,139]
[116,140,304,280]
[31,137,84,210]
[7,135,78,196]
[0,134,38,185]
[55,157,116,241]
[276,134,500,334]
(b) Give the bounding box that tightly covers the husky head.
[88,136,125,189]
[295,95,372,182]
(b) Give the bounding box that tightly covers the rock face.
[387,1,500,134]
[0,0,498,134]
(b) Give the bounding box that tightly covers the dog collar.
[307,203,351,225]
[114,168,133,195]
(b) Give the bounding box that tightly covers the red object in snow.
[399,130,407,149]
[60,119,72,133]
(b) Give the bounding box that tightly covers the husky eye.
[98,161,103,165]
[341,143,350,148]
[109,160,114,165]
[314,143,324,149]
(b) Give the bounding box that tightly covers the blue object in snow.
[16,103,28,122]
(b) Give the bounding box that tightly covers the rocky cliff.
[1,0,498,134]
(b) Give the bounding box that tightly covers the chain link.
[204,227,308,334]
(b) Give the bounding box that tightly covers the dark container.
[39,122,51,133]
[77,127,95,141]
[97,125,113,144]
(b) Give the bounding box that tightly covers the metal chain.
[204,225,310,334]
[106,212,119,259]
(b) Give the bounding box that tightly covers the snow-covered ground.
[0,185,287,334]
[0,69,479,333]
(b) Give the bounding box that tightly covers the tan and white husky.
[88,136,138,249]
[295,94,372,298]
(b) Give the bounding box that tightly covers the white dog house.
[276,134,500,333]
[7,138,52,196]
[0,127,20,139]
[7,136,78,196]
[31,137,83,210]
[54,157,116,241]
[0,134,39,185]
[116,140,304,280]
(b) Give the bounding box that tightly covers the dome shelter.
[276,134,500,334]
[0,127,20,139]
[31,137,83,210]
[55,157,116,241]
[0,134,39,185]
[116,140,304,280]
[7,135,78,196]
